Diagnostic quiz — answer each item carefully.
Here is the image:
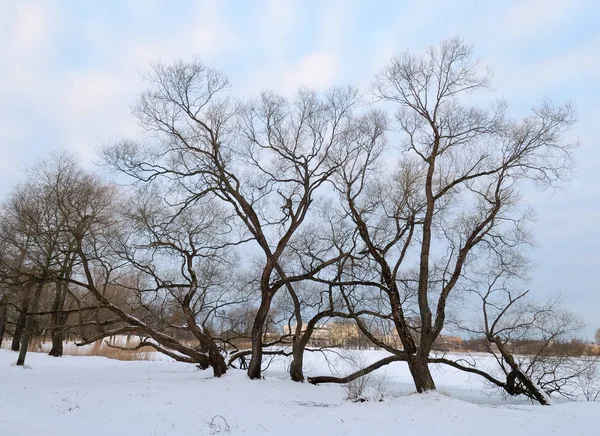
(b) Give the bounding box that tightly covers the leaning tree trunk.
[180,288,228,377]
[16,280,45,366]
[11,294,30,352]
[492,336,551,405]
[247,294,273,379]
[182,322,227,377]
[308,355,405,385]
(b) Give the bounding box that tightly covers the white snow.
[0,348,598,435]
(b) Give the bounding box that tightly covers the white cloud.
[0,1,59,189]
[0,1,57,93]
[185,1,240,58]
[488,33,600,103]
[238,0,346,95]
[257,0,299,61]
[529,43,600,87]
[281,51,338,94]
[6,2,54,52]
[0,0,246,173]
[58,70,137,160]
[504,0,572,38]
[63,72,124,115]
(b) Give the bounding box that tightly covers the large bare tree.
[317,37,577,392]
[103,61,357,380]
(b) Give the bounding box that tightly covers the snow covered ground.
[0,348,598,435]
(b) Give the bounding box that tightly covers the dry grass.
[27,336,158,361]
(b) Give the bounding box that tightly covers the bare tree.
[322,36,577,393]
[108,187,249,376]
[102,61,357,380]
[0,184,57,363]
[0,39,578,397]
[460,269,597,405]
[52,170,237,376]
[0,150,254,376]
[0,153,144,362]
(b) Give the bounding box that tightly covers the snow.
[0,348,598,435]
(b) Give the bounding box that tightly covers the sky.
[0,0,598,337]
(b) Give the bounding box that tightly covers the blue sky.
[1,0,599,336]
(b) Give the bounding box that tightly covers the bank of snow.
[0,349,597,435]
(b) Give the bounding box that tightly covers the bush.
[343,374,390,403]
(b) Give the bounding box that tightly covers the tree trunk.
[492,337,551,405]
[48,280,69,357]
[180,294,227,377]
[48,328,64,357]
[247,294,273,379]
[16,314,35,365]
[48,311,69,357]
[17,281,44,366]
[288,312,327,382]
[208,348,228,377]
[11,294,30,351]
[288,289,305,382]
[289,340,304,382]
[407,353,436,393]
[0,302,7,348]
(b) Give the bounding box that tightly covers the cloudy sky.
[1,0,598,336]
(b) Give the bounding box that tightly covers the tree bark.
[407,353,436,392]
[11,293,30,352]
[309,356,434,392]
[247,294,273,379]
[16,280,44,366]
[288,288,305,382]
[492,336,551,405]
[308,355,405,384]
[289,341,304,382]
[48,323,64,357]
[48,312,68,357]
[208,347,228,377]
[288,309,338,382]
[180,282,228,377]
[0,301,7,348]
[48,275,71,357]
